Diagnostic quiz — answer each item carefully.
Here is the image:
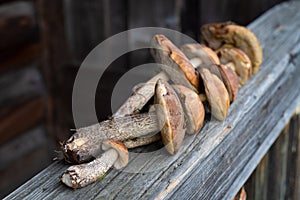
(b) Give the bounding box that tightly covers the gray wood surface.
[245,112,300,200]
[0,126,52,197]
[5,1,300,199]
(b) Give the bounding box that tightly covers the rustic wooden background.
[0,0,289,198]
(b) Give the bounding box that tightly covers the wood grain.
[4,2,300,199]
[0,97,46,144]
[0,126,51,198]
[36,0,70,143]
[0,67,44,112]
[0,43,41,72]
[246,113,300,200]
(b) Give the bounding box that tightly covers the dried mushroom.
[201,22,263,74]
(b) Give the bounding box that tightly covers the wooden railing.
[5,1,300,199]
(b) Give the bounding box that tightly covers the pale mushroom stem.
[114,72,169,117]
[61,148,118,189]
[123,134,161,149]
[77,111,159,141]
[62,111,161,162]
[189,57,203,68]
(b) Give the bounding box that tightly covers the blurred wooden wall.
[0,0,286,197]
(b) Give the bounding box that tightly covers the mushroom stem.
[123,134,161,149]
[114,72,169,117]
[62,110,160,163]
[63,79,186,163]
[189,57,203,68]
[61,148,118,189]
[79,110,159,141]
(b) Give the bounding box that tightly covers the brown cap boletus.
[193,62,238,103]
[215,64,239,102]
[123,134,162,149]
[173,85,205,135]
[217,46,252,87]
[151,34,199,92]
[180,43,238,102]
[102,140,129,169]
[201,22,263,74]
[62,79,187,163]
[198,68,230,121]
[124,84,206,147]
[61,140,128,189]
[181,43,220,68]
[155,79,185,155]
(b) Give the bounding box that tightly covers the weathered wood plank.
[0,15,37,52]
[64,0,105,63]
[4,2,300,199]
[296,121,300,200]
[0,15,38,57]
[267,124,290,200]
[0,66,45,110]
[0,97,46,144]
[0,43,41,72]
[0,126,52,198]
[198,0,285,25]
[63,0,129,123]
[36,0,70,143]
[94,0,129,120]
[245,111,300,200]
[245,155,269,200]
[0,1,40,71]
[128,0,183,67]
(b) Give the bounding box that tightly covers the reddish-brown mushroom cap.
[173,85,205,135]
[200,22,263,74]
[151,34,199,92]
[215,64,239,102]
[181,43,220,68]
[155,79,185,155]
[102,140,128,169]
[198,68,230,121]
[196,63,239,103]
[217,46,252,87]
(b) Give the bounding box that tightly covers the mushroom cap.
[155,79,185,155]
[173,85,205,135]
[151,34,199,92]
[197,63,238,103]
[201,22,263,74]
[217,46,252,87]
[215,64,239,102]
[102,140,128,169]
[198,68,230,121]
[181,43,220,68]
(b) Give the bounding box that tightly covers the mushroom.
[62,79,186,162]
[180,43,220,68]
[61,140,128,189]
[216,46,252,87]
[123,134,162,149]
[151,34,199,92]
[198,68,230,121]
[150,37,232,120]
[154,80,186,154]
[173,85,205,135]
[212,64,239,102]
[113,69,169,117]
[124,83,205,148]
[115,35,201,117]
[201,22,263,74]
[181,43,238,102]
[124,83,205,149]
